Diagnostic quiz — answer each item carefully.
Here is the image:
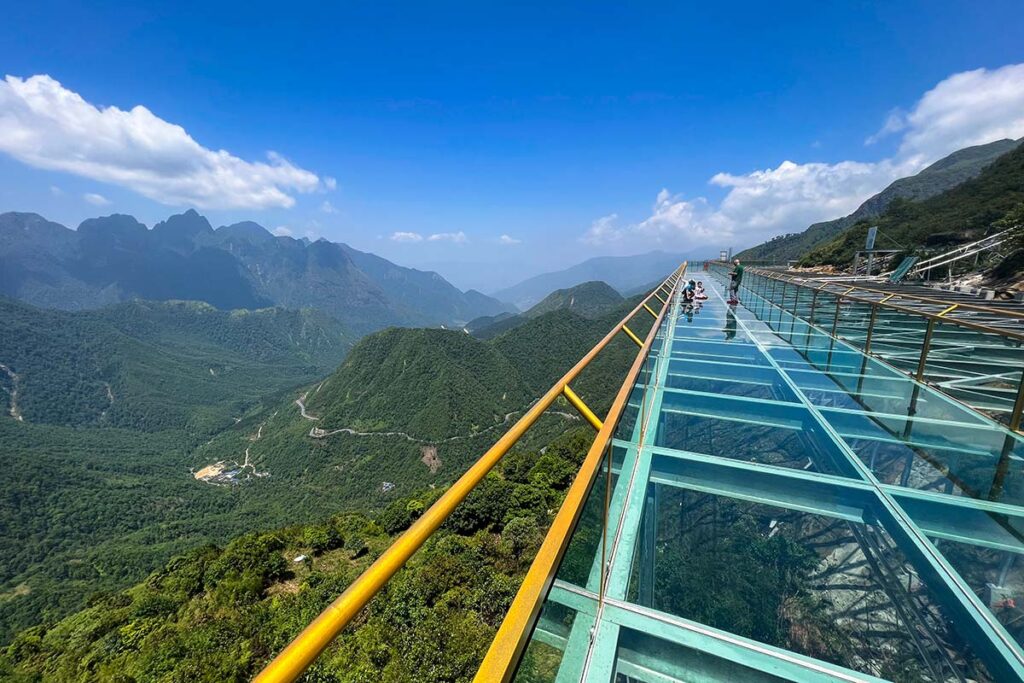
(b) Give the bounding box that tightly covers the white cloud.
[897,63,1024,163]
[0,74,328,209]
[320,200,337,214]
[390,231,423,242]
[865,109,907,145]
[585,63,1024,251]
[498,234,521,245]
[49,185,63,196]
[427,231,467,243]
[273,226,293,237]
[83,192,111,206]
[582,214,622,245]
[323,176,337,191]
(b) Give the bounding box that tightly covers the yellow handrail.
[475,264,683,681]
[254,264,685,682]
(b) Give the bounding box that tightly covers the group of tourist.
[681,279,709,303]
[674,258,744,330]
[678,258,743,305]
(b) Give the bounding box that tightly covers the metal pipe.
[1010,368,1024,433]
[254,266,685,683]
[562,384,603,431]
[622,325,644,347]
[915,318,937,382]
[475,268,681,682]
[863,304,879,355]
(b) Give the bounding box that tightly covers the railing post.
[826,295,843,369]
[863,303,879,355]
[777,281,789,328]
[830,295,843,339]
[803,289,820,348]
[1009,367,1024,432]
[915,318,937,382]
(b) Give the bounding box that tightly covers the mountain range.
[492,250,689,309]
[736,138,1023,263]
[0,210,512,335]
[467,280,626,340]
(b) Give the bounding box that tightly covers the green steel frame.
[505,264,1024,682]
[738,267,1024,431]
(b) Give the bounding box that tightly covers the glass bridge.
[257,262,1024,683]
[502,266,1024,682]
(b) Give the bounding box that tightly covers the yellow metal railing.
[254,264,686,682]
[476,265,683,681]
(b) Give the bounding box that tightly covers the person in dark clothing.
[682,279,696,304]
[728,258,744,304]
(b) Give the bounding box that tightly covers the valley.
[0,280,648,646]
[3,10,1024,679]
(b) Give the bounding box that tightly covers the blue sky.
[1,1,1023,291]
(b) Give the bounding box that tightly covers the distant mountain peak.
[78,214,148,239]
[493,251,687,310]
[153,209,214,237]
[526,280,624,319]
[216,221,274,243]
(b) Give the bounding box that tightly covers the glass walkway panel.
[488,266,1024,682]
[738,268,1024,429]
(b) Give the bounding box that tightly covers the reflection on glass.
[627,486,992,682]
[513,601,582,683]
[614,627,790,682]
[935,539,1024,651]
[724,307,737,341]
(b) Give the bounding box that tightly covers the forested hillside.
[0,297,351,432]
[737,138,1021,263]
[1,290,656,647]
[801,140,1024,267]
[523,280,623,319]
[469,280,626,340]
[0,428,596,682]
[309,328,533,440]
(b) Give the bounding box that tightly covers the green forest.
[0,428,595,682]
[0,297,352,432]
[1,291,653,658]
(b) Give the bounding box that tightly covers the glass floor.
[511,267,1024,682]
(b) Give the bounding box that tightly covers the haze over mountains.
[467,280,626,340]
[0,209,512,335]
[737,138,1023,263]
[492,250,692,309]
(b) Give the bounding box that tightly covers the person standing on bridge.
[727,258,744,305]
